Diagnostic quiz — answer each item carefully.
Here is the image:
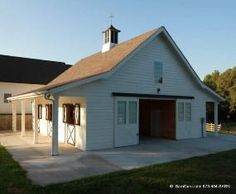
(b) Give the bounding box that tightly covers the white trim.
[12,102,17,132]
[8,92,45,101]
[51,95,59,156]
[21,100,26,136]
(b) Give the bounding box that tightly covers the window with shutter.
[4,93,11,103]
[63,104,78,125]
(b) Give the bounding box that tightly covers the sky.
[0,0,235,79]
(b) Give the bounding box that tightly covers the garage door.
[114,97,139,147]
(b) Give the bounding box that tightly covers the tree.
[203,70,220,91]
[203,67,236,121]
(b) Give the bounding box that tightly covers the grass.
[0,145,236,194]
[0,145,40,194]
[220,122,236,135]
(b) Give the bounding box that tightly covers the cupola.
[102,25,121,53]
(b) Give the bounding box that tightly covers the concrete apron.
[1,131,236,186]
[91,133,236,170]
[0,131,121,186]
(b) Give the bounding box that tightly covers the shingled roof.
[8,26,224,102]
[0,55,70,84]
[44,28,159,90]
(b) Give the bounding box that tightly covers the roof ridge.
[72,27,160,66]
[44,27,162,89]
[0,54,66,64]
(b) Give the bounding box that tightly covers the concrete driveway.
[0,131,121,186]
[91,134,236,169]
[1,131,236,186]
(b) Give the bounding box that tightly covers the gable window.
[4,93,11,103]
[177,102,184,121]
[185,103,191,121]
[154,61,163,83]
[38,104,42,119]
[129,101,137,124]
[45,104,52,121]
[117,101,126,125]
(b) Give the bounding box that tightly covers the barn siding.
[0,82,43,113]
[61,35,215,150]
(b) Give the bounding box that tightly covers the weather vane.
[109,13,114,25]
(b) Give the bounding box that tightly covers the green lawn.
[220,122,236,135]
[0,145,236,194]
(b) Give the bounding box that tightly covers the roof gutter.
[7,91,46,101]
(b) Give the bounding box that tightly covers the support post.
[12,102,17,132]
[32,99,38,144]
[21,100,25,136]
[52,95,59,156]
[214,102,218,136]
[201,117,206,137]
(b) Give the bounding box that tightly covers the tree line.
[203,67,236,122]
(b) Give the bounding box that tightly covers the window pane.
[154,61,163,83]
[178,102,184,121]
[129,101,137,124]
[185,103,191,121]
[4,93,11,103]
[117,101,126,125]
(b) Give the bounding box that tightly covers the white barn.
[9,26,224,155]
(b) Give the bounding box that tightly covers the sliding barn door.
[114,97,139,147]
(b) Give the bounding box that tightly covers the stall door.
[115,97,139,147]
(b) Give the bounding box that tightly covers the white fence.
[206,123,221,132]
